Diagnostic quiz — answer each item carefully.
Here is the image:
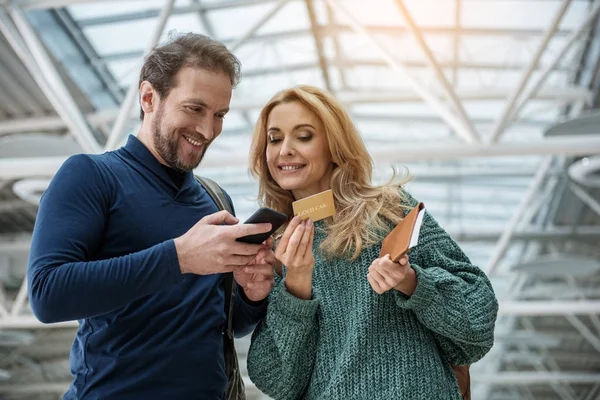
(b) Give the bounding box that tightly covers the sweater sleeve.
[28,154,183,324]
[393,193,498,365]
[247,275,319,399]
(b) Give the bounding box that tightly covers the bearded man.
[28,33,274,400]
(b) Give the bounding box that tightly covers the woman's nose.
[280,139,294,156]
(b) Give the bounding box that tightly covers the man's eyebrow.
[184,99,229,113]
[185,98,208,107]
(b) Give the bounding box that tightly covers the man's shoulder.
[63,151,114,170]
[58,152,121,190]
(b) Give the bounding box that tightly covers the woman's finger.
[275,216,301,258]
[369,269,391,293]
[296,219,314,261]
[372,265,396,289]
[379,259,405,282]
[397,254,409,266]
[367,273,384,294]
[263,235,274,248]
[285,221,306,261]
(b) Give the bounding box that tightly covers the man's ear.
[140,81,157,115]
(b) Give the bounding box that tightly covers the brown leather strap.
[452,365,471,400]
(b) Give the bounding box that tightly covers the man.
[27,33,275,399]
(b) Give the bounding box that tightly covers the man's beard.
[152,107,209,172]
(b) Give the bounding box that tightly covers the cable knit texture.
[247,192,498,400]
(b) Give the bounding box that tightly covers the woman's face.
[265,101,334,200]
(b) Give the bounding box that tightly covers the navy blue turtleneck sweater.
[28,135,266,399]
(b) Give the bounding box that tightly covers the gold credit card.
[292,189,336,222]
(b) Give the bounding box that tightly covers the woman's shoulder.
[396,187,419,209]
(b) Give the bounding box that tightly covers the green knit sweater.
[247,194,498,400]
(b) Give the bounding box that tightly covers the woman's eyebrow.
[267,124,315,132]
[293,124,315,131]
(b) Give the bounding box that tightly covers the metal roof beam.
[473,372,600,385]
[499,300,600,316]
[104,0,175,150]
[305,0,332,91]
[0,8,101,153]
[15,0,276,12]
[1,87,590,135]
[2,134,599,178]
[491,0,600,141]
[393,0,479,142]
[327,0,474,143]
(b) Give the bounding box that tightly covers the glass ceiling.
[56,0,597,273]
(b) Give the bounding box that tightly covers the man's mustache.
[180,131,210,145]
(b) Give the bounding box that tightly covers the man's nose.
[196,117,213,141]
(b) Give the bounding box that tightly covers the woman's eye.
[298,136,312,142]
[268,137,281,144]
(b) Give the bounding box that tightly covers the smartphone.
[236,207,288,244]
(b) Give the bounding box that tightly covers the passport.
[379,202,425,261]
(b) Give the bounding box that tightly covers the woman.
[246,85,498,400]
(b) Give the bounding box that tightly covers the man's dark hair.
[138,32,241,119]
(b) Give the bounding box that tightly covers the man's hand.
[174,210,272,275]
[367,254,417,296]
[234,237,276,302]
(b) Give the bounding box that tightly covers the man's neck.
[161,163,186,188]
[137,124,169,168]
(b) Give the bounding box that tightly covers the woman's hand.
[367,254,417,296]
[275,216,315,273]
[274,216,314,299]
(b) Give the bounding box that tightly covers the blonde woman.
[246,85,498,400]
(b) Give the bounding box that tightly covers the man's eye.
[216,114,226,120]
[186,106,202,113]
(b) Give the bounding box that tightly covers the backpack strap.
[195,175,234,215]
[195,175,245,399]
[194,175,236,339]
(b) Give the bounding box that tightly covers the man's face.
[150,67,232,171]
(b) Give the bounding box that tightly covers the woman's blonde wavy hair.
[249,85,411,260]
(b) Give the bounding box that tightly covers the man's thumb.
[202,210,239,225]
